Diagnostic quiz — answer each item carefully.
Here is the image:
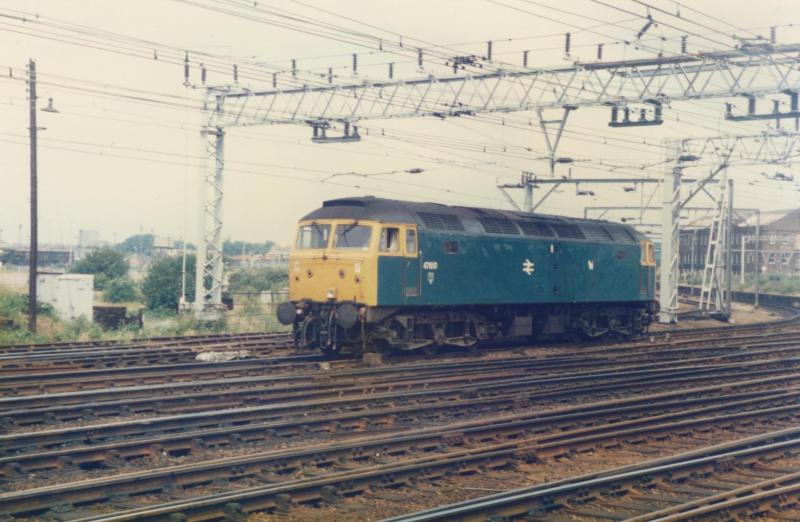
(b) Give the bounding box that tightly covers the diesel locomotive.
[277,197,658,354]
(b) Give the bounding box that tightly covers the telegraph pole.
[28,59,38,334]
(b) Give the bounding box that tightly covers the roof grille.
[417,212,465,231]
[607,226,636,243]
[478,218,519,235]
[515,221,555,237]
[582,224,613,242]
[551,223,586,240]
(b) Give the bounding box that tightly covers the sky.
[1,0,800,247]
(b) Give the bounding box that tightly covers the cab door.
[403,227,421,301]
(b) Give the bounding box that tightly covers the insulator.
[487,41,492,61]
[233,64,238,82]
[153,50,158,60]
[292,59,297,77]
[523,50,529,67]
[565,33,571,55]
[352,54,357,74]
[328,68,333,84]
[418,48,423,67]
[389,62,394,79]
[771,26,776,44]
[611,106,618,122]
[639,108,647,121]
[200,64,206,84]
[379,38,383,51]
[597,44,603,60]
[183,52,189,85]
[681,35,687,53]
[623,107,631,122]
[272,73,277,88]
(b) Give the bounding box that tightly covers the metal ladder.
[698,181,730,314]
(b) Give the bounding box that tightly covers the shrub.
[227,266,288,294]
[141,255,196,311]
[70,248,128,290]
[103,277,139,303]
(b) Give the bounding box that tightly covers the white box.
[37,273,94,321]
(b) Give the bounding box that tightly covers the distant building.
[78,229,101,247]
[680,208,800,275]
[152,236,179,258]
[75,229,108,261]
[0,247,73,267]
[228,248,290,269]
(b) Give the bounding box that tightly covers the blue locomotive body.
[279,197,657,353]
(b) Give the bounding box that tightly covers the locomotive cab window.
[443,240,459,254]
[334,224,372,250]
[379,227,400,252]
[405,229,417,255]
[295,223,330,249]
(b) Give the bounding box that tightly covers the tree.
[117,234,155,255]
[141,255,196,310]
[103,277,138,303]
[70,247,128,290]
[222,240,275,256]
[227,266,288,294]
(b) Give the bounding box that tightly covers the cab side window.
[380,227,400,252]
[405,229,417,255]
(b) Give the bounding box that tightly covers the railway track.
[1,302,797,520]
[4,322,800,398]
[0,335,295,372]
[0,331,291,354]
[2,371,797,480]
[395,426,800,521]
[4,351,800,436]
[4,379,799,520]
[6,330,800,428]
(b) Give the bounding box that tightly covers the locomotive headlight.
[326,288,337,300]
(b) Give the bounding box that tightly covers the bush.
[103,277,139,303]
[141,255,196,311]
[227,266,288,295]
[0,287,27,320]
[70,248,128,290]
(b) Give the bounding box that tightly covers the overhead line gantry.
[194,43,800,321]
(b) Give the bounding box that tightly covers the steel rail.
[12,395,800,521]
[11,334,800,411]
[3,373,798,478]
[4,354,799,431]
[389,427,800,522]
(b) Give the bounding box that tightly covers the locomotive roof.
[302,196,647,243]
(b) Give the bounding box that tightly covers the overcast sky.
[2,0,799,247]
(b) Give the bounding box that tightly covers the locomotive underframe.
[291,300,654,354]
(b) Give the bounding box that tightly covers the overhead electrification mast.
[193,43,800,321]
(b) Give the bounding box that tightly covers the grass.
[0,284,288,347]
